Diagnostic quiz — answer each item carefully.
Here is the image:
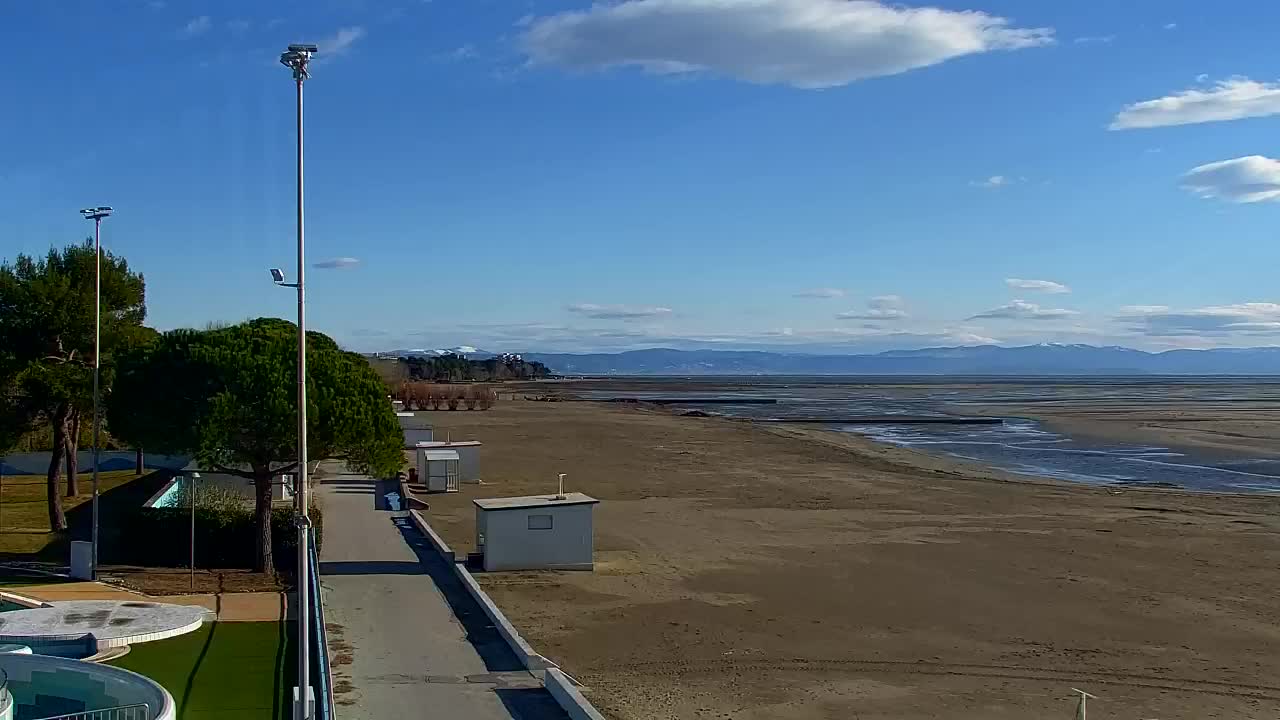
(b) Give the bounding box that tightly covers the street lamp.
[279,41,315,720]
[79,205,113,582]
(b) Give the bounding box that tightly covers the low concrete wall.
[544,668,607,720]
[408,510,454,563]
[0,452,189,476]
[452,563,556,672]
[399,478,429,511]
[411,510,558,672]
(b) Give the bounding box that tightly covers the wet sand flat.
[414,399,1280,720]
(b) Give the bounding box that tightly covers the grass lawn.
[110,621,295,720]
[0,469,167,558]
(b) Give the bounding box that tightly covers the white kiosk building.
[417,450,460,493]
[414,441,482,483]
[473,493,599,571]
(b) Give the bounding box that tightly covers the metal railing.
[32,703,150,720]
[308,526,336,720]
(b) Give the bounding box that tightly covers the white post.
[557,473,566,499]
[189,473,199,592]
[91,215,101,581]
[1071,688,1095,720]
[294,68,311,720]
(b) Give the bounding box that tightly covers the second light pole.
[280,42,316,720]
[79,205,113,581]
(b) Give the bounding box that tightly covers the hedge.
[107,504,324,572]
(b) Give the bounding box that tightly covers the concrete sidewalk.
[13,582,286,621]
[317,471,567,719]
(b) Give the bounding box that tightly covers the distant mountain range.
[506,344,1280,375]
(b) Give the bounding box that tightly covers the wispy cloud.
[837,295,907,321]
[794,287,845,299]
[1005,278,1070,294]
[567,303,674,320]
[521,0,1053,90]
[319,26,367,57]
[313,257,361,269]
[1073,35,1115,45]
[226,19,251,34]
[183,15,212,36]
[1182,155,1280,203]
[1111,77,1280,130]
[971,175,1013,188]
[970,299,1078,320]
[1118,302,1280,337]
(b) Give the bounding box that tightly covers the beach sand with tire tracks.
[413,397,1280,720]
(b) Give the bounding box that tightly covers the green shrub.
[108,503,323,572]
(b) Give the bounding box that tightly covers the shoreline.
[414,399,1280,720]
[654,402,1275,499]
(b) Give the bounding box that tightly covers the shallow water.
[842,418,1280,493]
[584,381,1280,494]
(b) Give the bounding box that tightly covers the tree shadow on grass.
[2,469,175,564]
[66,468,174,548]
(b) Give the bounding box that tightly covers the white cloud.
[794,287,845,299]
[1005,278,1070,294]
[313,257,361,269]
[567,303,674,320]
[837,295,907,320]
[1111,77,1280,130]
[1073,35,1115,45]
[521,0,1053,90]
[1182,155,1280,203]
[1163,22,1177,30]
[1119,303,1280,337]
[970,175,1010,188]
[183,15,211,36]
[970,299,1079,320]
[1195,73,1209,83]
[227,19,251,34]
[319,26,367,56]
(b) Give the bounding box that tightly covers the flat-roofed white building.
[413,441,482,483]
[474,493,599,571]
[417,449,460,493]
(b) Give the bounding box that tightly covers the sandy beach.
[414,398,1280,720]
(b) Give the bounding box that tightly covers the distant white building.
[417,450,460,493]
[474,493,599,572]
[414,441,481,483]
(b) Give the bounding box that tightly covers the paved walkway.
[317,471,566,719]
[13,583,285,621]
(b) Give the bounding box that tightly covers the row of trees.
[401,354,551,382]
[394,382,497,411]
[1,242,404,574]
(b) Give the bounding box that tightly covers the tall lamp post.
[278,42,316,720]
[79,205,113,582]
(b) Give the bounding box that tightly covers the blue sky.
[4,0,1280,354]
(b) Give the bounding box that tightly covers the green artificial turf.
[110,621,295,719]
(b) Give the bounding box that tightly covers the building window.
[528,514,553,530]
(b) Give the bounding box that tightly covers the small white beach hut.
[417,449,460,493]
[473,493,599,571]
[414,441,482,483]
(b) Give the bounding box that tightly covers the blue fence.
[307,527,336,720]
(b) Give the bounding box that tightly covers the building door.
[446,460,459,492]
